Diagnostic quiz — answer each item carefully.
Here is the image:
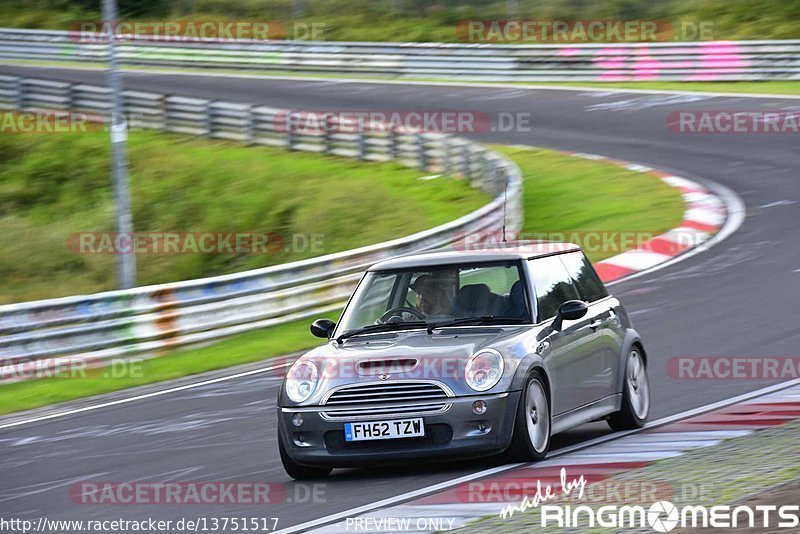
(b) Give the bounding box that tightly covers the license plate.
[344,418,425,442]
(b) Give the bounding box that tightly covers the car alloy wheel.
[626,349,650,420]
[525,377,551,454]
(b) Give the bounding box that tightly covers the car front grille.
[320,381,453,421]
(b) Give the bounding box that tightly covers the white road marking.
[274,378,800,534]
[0,361,292,431]
[760,200,796,208]
[625,163,653,173]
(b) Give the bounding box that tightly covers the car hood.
[289,326,534,403]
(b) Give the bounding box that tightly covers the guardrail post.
[66,82,75,112]
[164,95,172,132]
[204,101,214,138]
[246,105,255,145]
[15,77,25,111]
[389,126,399,161]
[461,144,470,177]
[417,132,427,170]
[322,114,332,153]
[286,111,295,150]
[357,132,367,161]
[442,138,450,176]
[489,156,501,195]
[155,94,166,130]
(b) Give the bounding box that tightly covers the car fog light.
[478,422,487,432]
[292,413,304,427]
[472,400,488,415]
[297,433,306,443]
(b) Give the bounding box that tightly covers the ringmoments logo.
[536,501,800,531]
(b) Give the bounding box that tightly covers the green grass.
[0,128,487,304]
[4,0,800,42]
[496,146,685,263]
[0,145,685,415]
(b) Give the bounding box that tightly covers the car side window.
[528,256,580,321]
[560,252,609,303]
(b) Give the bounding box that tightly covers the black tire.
[504,371,551,462]
[607,347,650,431]
[279,437,332,480]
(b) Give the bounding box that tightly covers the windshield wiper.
[336,321,428,344]
[427,316,527,333]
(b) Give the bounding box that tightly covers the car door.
[527,255,601,415]
[560,252,619,401]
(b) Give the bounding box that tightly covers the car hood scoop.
[356,358,419,376]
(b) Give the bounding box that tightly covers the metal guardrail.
[0,74,523,382]
[1,28,800,81]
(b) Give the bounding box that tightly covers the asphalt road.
[1,66,799,531]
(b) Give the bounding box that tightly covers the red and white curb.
[298,382,800,533]
[563,152,728,284]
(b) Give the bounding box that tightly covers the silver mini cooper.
[278,243,650,479]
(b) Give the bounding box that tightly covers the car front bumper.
[278,391,520,468]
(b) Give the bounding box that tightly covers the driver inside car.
[410,275,453,318]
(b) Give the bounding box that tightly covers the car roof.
[368,241,582,271]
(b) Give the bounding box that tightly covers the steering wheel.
[378,306,426,323]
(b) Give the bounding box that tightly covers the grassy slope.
[0,145,684,414]
[0,129,487,303]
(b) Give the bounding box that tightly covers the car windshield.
[336,260,532,337]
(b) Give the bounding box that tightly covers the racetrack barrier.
[1,28,799,81]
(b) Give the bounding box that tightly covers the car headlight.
[465,349,504,392]
[285,360,319,403]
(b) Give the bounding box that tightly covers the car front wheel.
[505,371,551,461]
[608,347,650,431]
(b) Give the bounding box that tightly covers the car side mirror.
[551,300,588,332]
[310,318,336,339]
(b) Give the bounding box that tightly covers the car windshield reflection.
[336,260,533,338]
